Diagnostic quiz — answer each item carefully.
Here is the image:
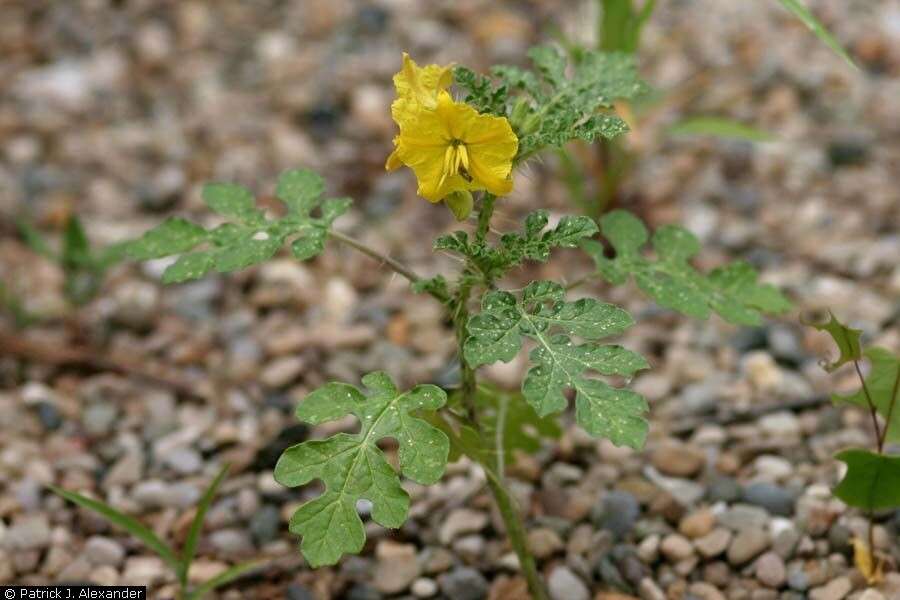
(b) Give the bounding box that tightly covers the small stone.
[440,509,488,545]
[209,529,253,557]
[719,504,770,531]
[686,582,726,600]
[4,515,51,550]
[679,509,715,539]
[526,528,563,560]
[83,403,118,436]
[439,567,488,600]
[695,528,731,559]
[741,483,796,516]
[286,584,315,600]
[188,560,228,584]
[856,590,885,600]
[593,490,640,538]
[84,536,125,567]
[260,356,306,388]
[122,556,166,587]
[636,534,660,563]
[548,566,589,600]
[772,527,801,559]
[89,565,119,586]
[650,441,705,477]
[707,477,742,503]
[373,540,420,594]
[727,529,770,566]
[758,412,801,437]
[755,552,786,588]
[35,402,63,431]
[637,577,665,600]
[753,455,794,481]
[411,577,438,598]
[105,451,143,486]
[249,505,281,545]
[161,447,203,475]
[808,576,852,600]
[660,534,694,562]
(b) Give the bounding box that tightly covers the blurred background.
[2,1,900,598]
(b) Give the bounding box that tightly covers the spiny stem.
[330,230,450,303]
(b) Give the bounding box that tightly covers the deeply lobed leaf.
[464,281,649,448]
[274,372,449,567]
[809,312,863,372]
[126,169,350,284]
[582,210,792,326]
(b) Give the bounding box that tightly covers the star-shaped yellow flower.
[385,54,518,207]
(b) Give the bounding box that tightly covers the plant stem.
[330,230,450,303]
[475,193,497,245]
[485,474,550,600]
[853,360,883,448]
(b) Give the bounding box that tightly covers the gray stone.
[439,567,488,600]
[286,584,315,600]
[4,515,51,550]
[593,490,640,538]
[209,529,253,557]
[161,447,203,475]
[439,509,488,545]
[83,402,118,436]
[718,504,769,531]
[249,505,281,545]
[809,576,852,600]
[741,482,797,516]
[755,552,786,588]
[84,536,125,567]
[706,477,742,503]
[548,566,589,600]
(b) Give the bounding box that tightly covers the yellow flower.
[386,53,453,171]
[391,90,518,203]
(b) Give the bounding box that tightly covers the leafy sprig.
[126,169,350,284]
[464,281,649,449]
[581,210,792,326]
[274,372,449,567]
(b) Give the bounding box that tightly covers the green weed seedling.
[118,47,794,598]
[51,465,260,599]
[811,313,900,584]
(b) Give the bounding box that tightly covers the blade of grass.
[776,0,857,69]
[185,560,263,600]
[669,116,775,142]
[178,464,231,586]
[50,486,180,570]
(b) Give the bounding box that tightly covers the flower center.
[439,140,471,188]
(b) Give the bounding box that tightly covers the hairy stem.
[330,230,450,303]
[475,193,497,245]
[485,475,550,600]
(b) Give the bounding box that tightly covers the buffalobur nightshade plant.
[117,48,792,599]
[811,313,900,584]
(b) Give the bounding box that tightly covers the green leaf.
[186,560,263,600]
[61,216,92,269]
[179,465,230,585]
[776,0,857,70]
[126,169,351,283]
[49,486,180,570]
[464,281,649,448]
[274,372,449,567]
[16,218,58,260]
[669,117,775,142]
[582,210,792,325]
[809,312,863,372]
[202,183,259,221]
[833,347,900,443]
[833,449,900,510]
[127,217,209,260]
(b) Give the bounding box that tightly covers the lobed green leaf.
[809,312,863,372]
[582,210,792,326]
[125,169,351,283]
[274,372,450,567]
[833,347,900,443]
[465,281,649,448]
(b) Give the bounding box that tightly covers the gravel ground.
[2,1,900,599]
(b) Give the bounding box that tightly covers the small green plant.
[50,465,259,599]
[16,214,126,307]
[119,49,792,598]
[810,313,900,584]
[553,0,857,218]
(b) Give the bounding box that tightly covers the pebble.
[660,534,695,562]
[373,541,420,594]
[209,529,253,557]
[808,576,852,600]
[411,577,438,598]
[84,536,125,567]
[637,577,666,600]
[122,556,166,587]
[82,402,118,436]
[4,516,50,550]
[439,509,488,545]
[755,552,786,588]
[593,490,640,538]
[161,447,203,475]
[719,504,770,531]
[637,534,660,563]
[260,356,306,388]
[547,566,589,600]
[439,567,488,600]
[687,582,726,600]
[650,441,705,477]
[526,527,563,560]
[679,508,715,539]
[727,529,770,566]
[758,412,801,438]
[286,584,315,600]
[707,477,742,503]
[741,482,796,516]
